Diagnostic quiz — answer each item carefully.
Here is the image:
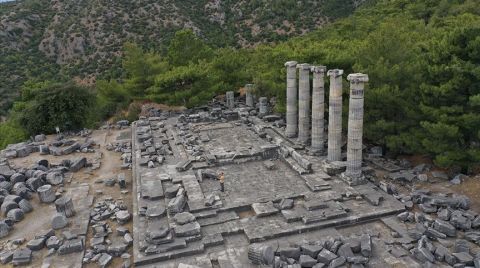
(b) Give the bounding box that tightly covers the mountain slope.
[0,0,368,115]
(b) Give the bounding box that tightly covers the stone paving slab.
[141,171,165,200]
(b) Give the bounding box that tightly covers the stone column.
[327,69,344,162]
[285,61,298,138]
[297,63,311,144]
[226,91,235,109]
[345,73,369,178]
[310,66,327,154]
[245,84,254,107]
[55,196,76,218]
[258,97,268,116]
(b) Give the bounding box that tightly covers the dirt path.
[83,128,134,268]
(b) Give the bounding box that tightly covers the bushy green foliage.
[0,121,28,150]
[12,82,95,135]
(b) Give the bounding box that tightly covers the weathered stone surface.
[52,213,68,229]
[46,236,62,249]
[70,157,87,172]
[38,184,56,203]
[337,244,354,258]
[0,250,13,264]
[453,252,474,264]
[279,247,301,260]
[360,234,372,257]
[0,165,14,179]
[248,244,275,265]
[434,219,457,237]
[26,237,45,251]
[46,172,64,185]
[174,221,201,237]
[301,244,323,258]
[329,256,346,268]
[252,201,278,217]
[98,253,112,267]
[116,210,131,224]
[0,221,12,238]
[174,212,196,225]
[12,248,31,266]
[7,208,24,222]
[145,205,166,219]
[1,201,19,216]
[317,248,337,264]
[58,238,84,254]
[10,173,26,184]
[299,254,317,267]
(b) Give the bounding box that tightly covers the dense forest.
[1,0,479,172]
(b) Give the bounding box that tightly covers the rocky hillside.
[0,0,368,114]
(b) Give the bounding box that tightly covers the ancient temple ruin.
[284,61,369,184]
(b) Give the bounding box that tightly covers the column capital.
[285,61,298,67]
[327,69,344,77]
[296,63,311,70]
[311,66,327,74]
[347,73,369,83]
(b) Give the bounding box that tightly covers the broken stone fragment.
[57,238,84,255]
[299,254,317,267]
[7,208,24,222]
[124,233,133,246]
[317,248,337,264]
[104,178,116,187]
[70,157,87,172]
[46,236,62,249]
[115,210,131,224]
[279,198,294,210]
[174,221,201,237]
[145,204,165,219]
[0,250,13,264]
[12,248,32,266]
[97,253,112,267]
[46,172,64,185]
[433,219,456,237]
[38,185,56,203]
[10,173,26,184]
[164,184,180,198]
[360,234,372,257]
[1,201,19,216]
[173,212,196,225]
[51,213,68,230]
[300,244,323,258]
[26,237,45,251]
[337,244,354,258]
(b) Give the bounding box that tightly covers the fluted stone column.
[297,63,311,144]
[310,66,327,154]
[285,61,298,138]
[245,84,254,107]
[345,73,369,179]
[327,69,344,162]
[226,91,234,109]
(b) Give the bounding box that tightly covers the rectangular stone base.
[340,172,367,186]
